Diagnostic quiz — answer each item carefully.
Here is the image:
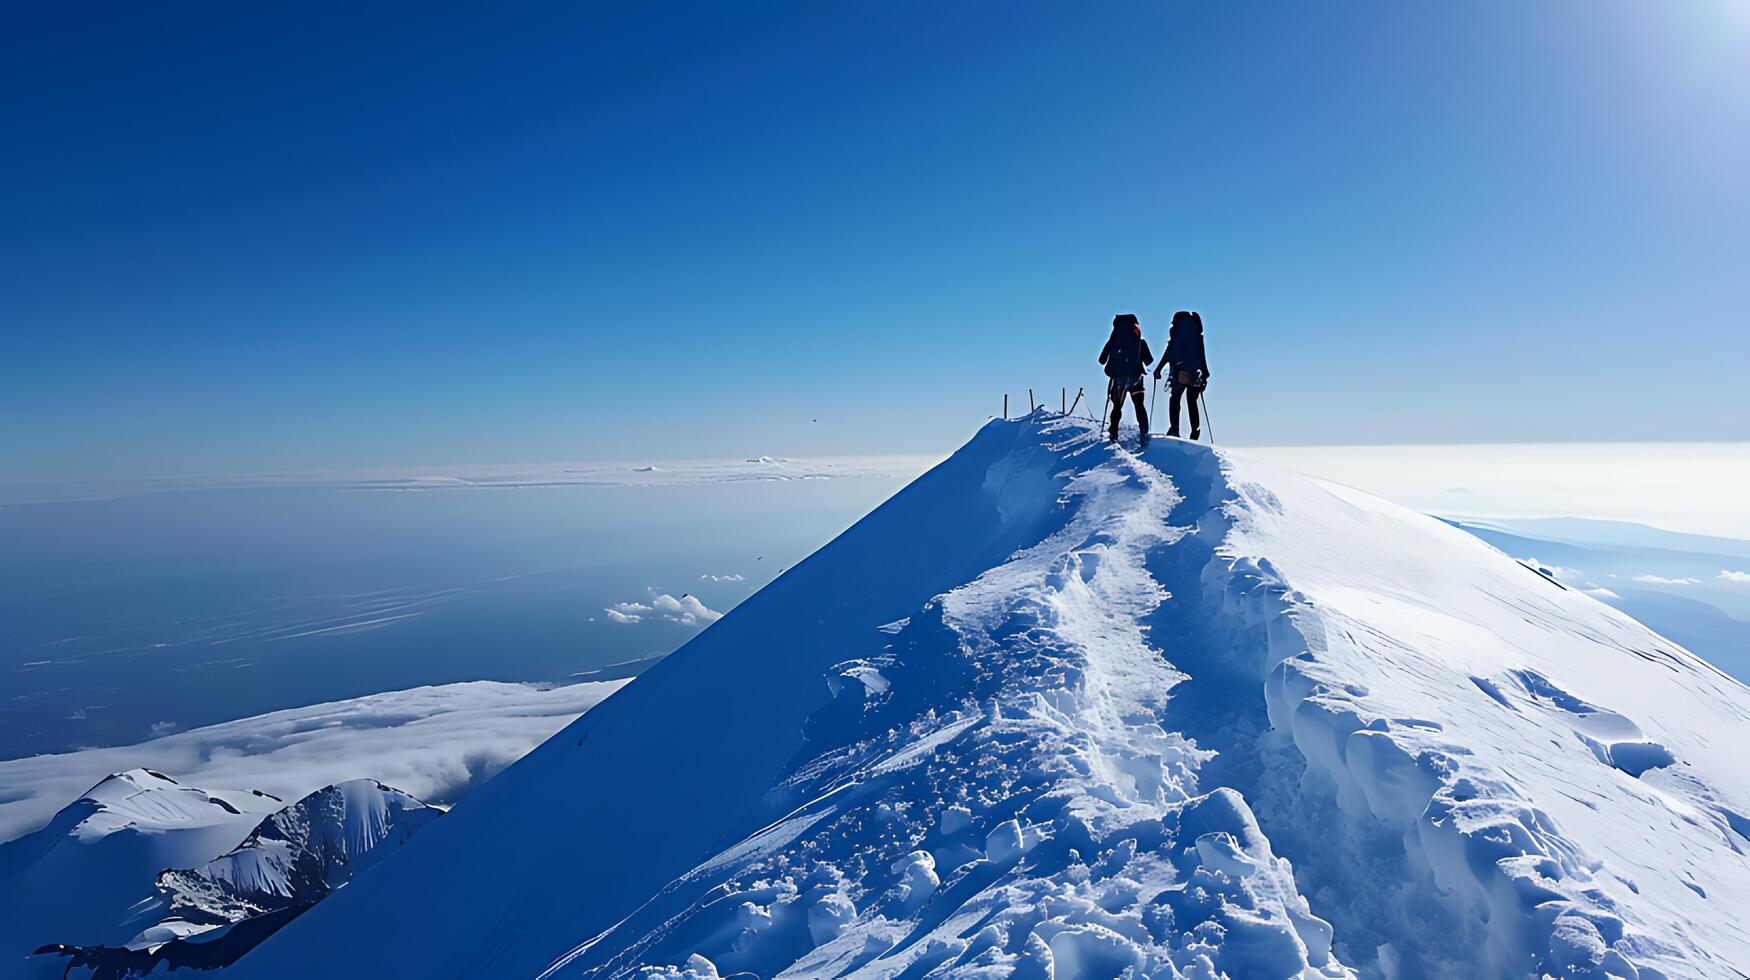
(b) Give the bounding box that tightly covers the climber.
[1155,311,1210,440]
[1098,313,1153,443]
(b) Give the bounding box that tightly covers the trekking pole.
[1148,376,1158,432]
[1200,390,1215,445]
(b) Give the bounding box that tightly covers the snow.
[16,778,443,977]
[226,415,1750,979]
[1444,516,1750,684]
[0,679,624,846]
[1221,455,1750,975]
[1243,442,1750,540]
[0,769,282,963]
[121,780,440,950]
[165,779,441,920]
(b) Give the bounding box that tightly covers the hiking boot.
[1165,428,1180,438]
[1189,428,1200,441]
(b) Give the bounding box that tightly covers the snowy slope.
[1446,518,1750,682]
[0,769,282,966]
[35,780,441,978]
[229,416,1750,979]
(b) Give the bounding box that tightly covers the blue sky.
[4,2,1747,482]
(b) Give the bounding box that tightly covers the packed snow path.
[231,416,1750,980]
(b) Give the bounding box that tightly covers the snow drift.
[228,415,1750,978]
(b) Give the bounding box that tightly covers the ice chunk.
[888,850,938,909]
[1194,832,1258,878]
[985,819,1025,864]
[806,891,856,946]
[939,804,974,835]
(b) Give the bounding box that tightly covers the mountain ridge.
[0,768,283,967]
[225,416,1750,978]
[24,778,441,978]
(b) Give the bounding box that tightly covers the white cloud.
[1721,570,1750,583]
[0,679,625,845]
[1586,587,1623,600]
[604,591,723,626]
[148,721,179,736]
[700,573,745,582]
[1631,575,1701,586]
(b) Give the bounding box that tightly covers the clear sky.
[4,2,1747,482]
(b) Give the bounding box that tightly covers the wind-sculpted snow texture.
[232,416,1750,979]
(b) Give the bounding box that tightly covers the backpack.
[1104,329,1145,379]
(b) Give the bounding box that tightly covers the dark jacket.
[1162,314,1209,380]
[1099,328,1154,380]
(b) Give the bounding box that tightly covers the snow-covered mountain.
[0,769,283,966]
[27,779,441,978]
[0,677,627,847]
[150,779,441,930]
[226,415,1750,978]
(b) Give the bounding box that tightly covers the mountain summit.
[230,416,1750,979]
